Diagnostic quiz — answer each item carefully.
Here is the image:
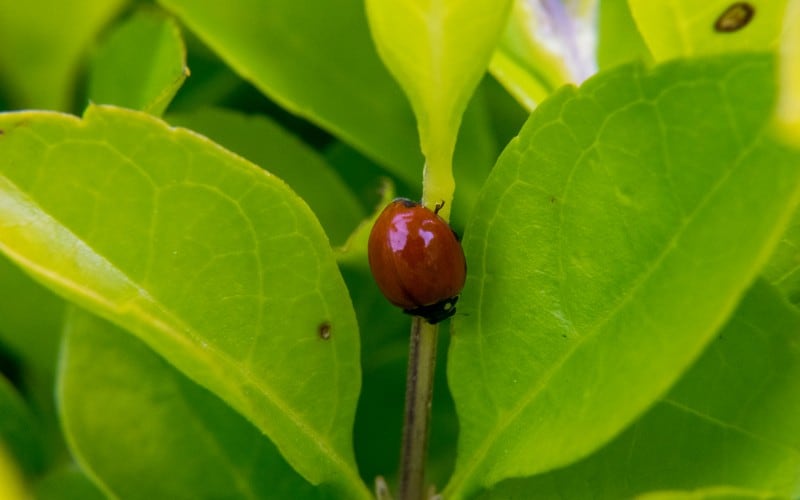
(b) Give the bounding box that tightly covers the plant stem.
[421,154,455,220]
[398,316,438,500]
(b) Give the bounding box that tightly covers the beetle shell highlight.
[367,198,466,323]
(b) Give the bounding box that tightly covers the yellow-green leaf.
[365,0,513,215]
[166,107,363,246]
[88,10,188,115]
[445,54,800,498]
[776,0,800,146]
[0,105,369,499]
[629,0,789,62]
[0,0,128,110]
[59,308,325,499]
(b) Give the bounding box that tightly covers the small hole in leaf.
[714,2,755,32]
[318,321,332,340]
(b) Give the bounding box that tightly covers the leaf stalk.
[398,316,438,500]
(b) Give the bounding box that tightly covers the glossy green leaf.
[364,0,512,214]
[0,255,64,375]
[58,307,323,499]
[628,0,788,62]
[445,55,800,498]
[490,0,597,111]
[475,281,800,498]
[167,107,363,245]
[157,0,423,183]
[0,374,44,476]
[0,105,368,499]
[88,10,188,116]
[0,0,128,111]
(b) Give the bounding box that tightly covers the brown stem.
[398,316,438,500]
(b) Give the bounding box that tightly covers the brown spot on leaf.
[714,2,754,32]
[318,321,332,340]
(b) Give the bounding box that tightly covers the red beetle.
[367,198,467,324]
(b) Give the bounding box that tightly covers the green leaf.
[34,466,105,500]
[444,55,800,498]
[635,486,787,500]
[481,75,529,152]
[324,142,404,212]
[157,0,500,222]
[342,264,459,490]
[166,107,363,245]
[490,0,597,111]
[364,0,512,215]
[451,83,499,226]
[0,105,368,499]
[597,0,653,69]
[763,1,800,304]
[0,374,45,476]
[88,9,188,116]
[58,307,324,499]
[324,82,499,230]
[0,255,64,375]
[776,0,800,146]
[0,0,128,111]
[474,281,800,498]
[628,0,789,62]
[0,442,30,500]
[157,0,423,183]
[336,180,394,269]
[763,212,800,305]
[0,267,68,480]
